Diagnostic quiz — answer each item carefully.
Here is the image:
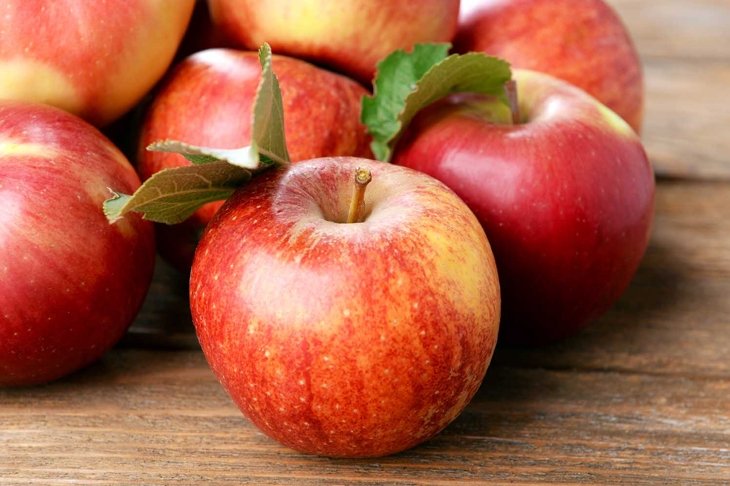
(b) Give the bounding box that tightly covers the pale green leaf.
[147,140,261,169]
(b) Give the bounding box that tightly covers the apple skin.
[0,101,156,386]
[0,0,195,126]
[138,48,373,271]
[455,0,644,133]
[206,0,460,83]
[190,157,500,457]
[392,69,654,345]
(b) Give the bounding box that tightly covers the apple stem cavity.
[504,79,521,125]
[346,168,373,224]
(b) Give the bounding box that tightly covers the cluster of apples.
[0,0,654,458]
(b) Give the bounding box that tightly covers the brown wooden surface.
[611,0,730,180]
[2,1,730,484]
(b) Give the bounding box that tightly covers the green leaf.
[362,43,512,162]
[147,140,261,169]
[103,162,252,224]
[104,43,290,225]
[253,44,290,166]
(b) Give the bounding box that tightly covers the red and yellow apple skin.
[190,157,500,457]
[138,49,373,270]
[393,69,654,345]
[207,0,460,84]
[455,0,644,133]
[0,0,195,126]
[0,101,155,386]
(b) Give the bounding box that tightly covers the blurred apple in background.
[455,0,644,133]
[0,0,195,127]
[393,69,654,344]
[190,157,500,457]
[0,101,155,386]
[138,49,373,270]
[206,0,460,83]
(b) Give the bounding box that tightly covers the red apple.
[455,0,644,133]
[138,48,373,270]
[0,101,156,386]
[0,0,195,126]
[190,157,501,457]
[393,69,654,344]
[206,0,460,83]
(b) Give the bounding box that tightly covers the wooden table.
[2,1,729,483]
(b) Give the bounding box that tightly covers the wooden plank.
[643,59,730,180]
[609,0,730,62]
[610,0,730,179]
[1,354,727,484]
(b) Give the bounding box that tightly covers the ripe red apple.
[138,48,373,270]
[393,69,655,345]
[206,0,460,83]
[0,101,156,386]
[190,157,500,457]
[0,0,195,126]
[455,0,644,133]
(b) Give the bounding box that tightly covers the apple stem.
[504,79,520,125]
[346,168,372,224]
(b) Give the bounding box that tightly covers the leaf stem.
[504,79,520,125]
[346,168,372,224]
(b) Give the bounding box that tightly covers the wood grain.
[610,0,730,180]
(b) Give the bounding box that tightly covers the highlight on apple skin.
[393,69,655,345]
[0,101,156,386]
[0,0,195,126]
[207,0,460,83]
[455,0,644,133]
[189,157,501,457]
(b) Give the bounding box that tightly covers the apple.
[392,69,655,345]
[0,101,156,386]
[189,157,501,457]
[206,0,460,83]
[138,48,373,270]
[455,0,644,133]
[0,0,195,126]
